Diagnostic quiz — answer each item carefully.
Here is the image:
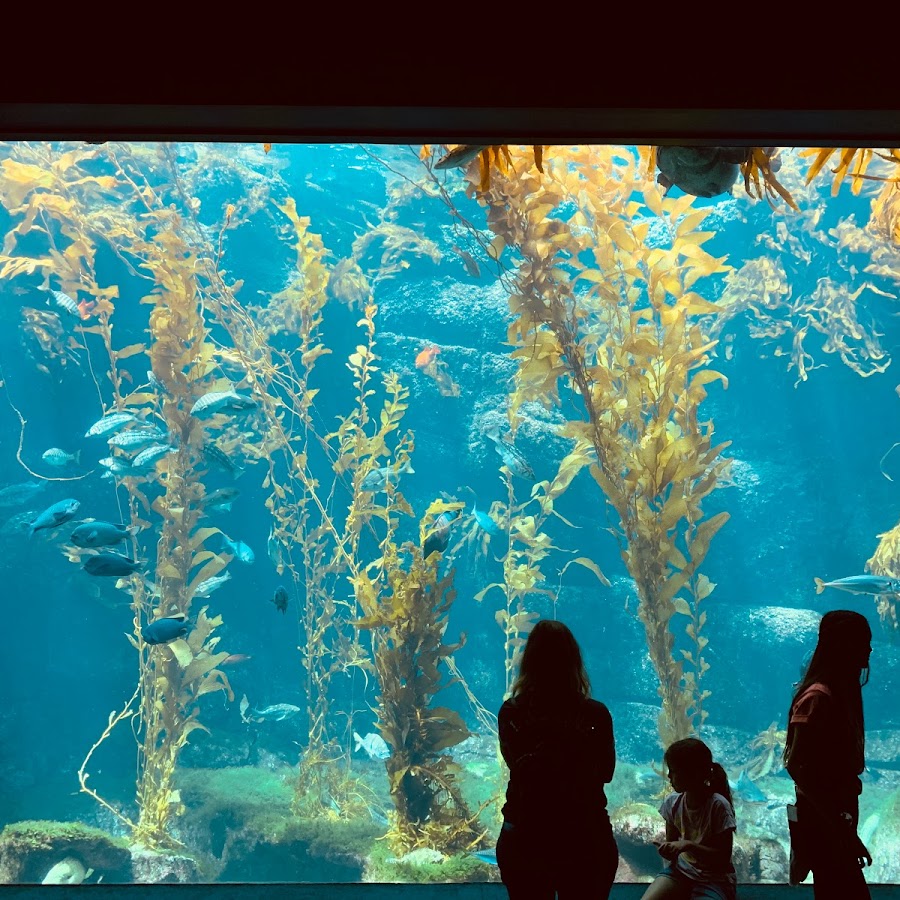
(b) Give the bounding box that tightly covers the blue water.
[0,142,898,885]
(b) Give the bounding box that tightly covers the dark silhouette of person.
[784,609,873,899]
[496,619,618,899]
[641,737,736,900]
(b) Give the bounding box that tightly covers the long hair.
[785,609,870,769]
[510,619,591,706]
[665,737,734,812]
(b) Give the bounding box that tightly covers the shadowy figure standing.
[641,737,736,900]
[496,619,618,899]
[784,609,873,899]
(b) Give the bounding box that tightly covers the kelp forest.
[0,141,899,884]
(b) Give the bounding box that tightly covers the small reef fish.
[204,442,244,478]
[451,245,481,278]
[45,289,80,318]
[203,487,239,513]
[190,390,256,418]
[42,448,80,467]
[423,509,461,559]
[147,370,169,396]
[194,571,232,598]
[0,481,46,508]
[354,731,390,760]
[221,653,252,667]
[814,574,900,596]
[434,144,488,170]
[471,848,497,866]
[132,443,176,469]
[99,457,137,478]
[247,702,302,722]
[85,412,137,438]
[71,521,137,548]
[361,459,414,492]
[142,614,189,645]
[267,525,286,572]
[485,425,535,480]
[221,535,254,565]
[41,857,94,885]
[415,345,440,370]
[472,501,500,536]
[29,499,81,536]
[728,770,768,803]
[107,428,167,450]
[77,298,98,320]
[272,585,289,614]
[83,552,143,577]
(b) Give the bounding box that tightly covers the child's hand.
[657,840,691,860]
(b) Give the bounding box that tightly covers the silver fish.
[485,426,535,480]
[221,534,254,565]
[354,731,390,760]
[45,290,80,318]
[267,525,286,573]
[42,448,80,467]
[250,703,302,722]
[107,429,167,449]
[190,391,256,418]
[85,412,137,437]
[814,575,900,596]
[434,145,489,170]
[98,457,136,477]
[194,571,232,598]
[132,444,176,469]
[360,459,414,492]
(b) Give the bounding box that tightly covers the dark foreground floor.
[3,886,900,899]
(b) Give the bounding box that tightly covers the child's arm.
[677,827,734,866]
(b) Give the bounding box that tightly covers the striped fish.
[46,290,80,318]
[485,426,535,480]
[190,391,255,418]
[85,412,137,437]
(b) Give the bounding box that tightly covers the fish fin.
[814,577,825,594]
[353,731,364,751]
[74,450,81,465]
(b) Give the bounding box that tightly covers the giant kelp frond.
[741,148,798,210]
[801,147,900,196]
[425,144,545,194]
[467,145,731,745]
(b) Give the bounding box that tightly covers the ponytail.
[710,761,734,813]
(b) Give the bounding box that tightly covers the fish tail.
[353,732,363,751]
[74,449,81,465]
[814,577,825,595]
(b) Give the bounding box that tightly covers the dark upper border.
[1,104,899,145]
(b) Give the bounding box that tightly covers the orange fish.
[77,299,98,320]
[415,346,440,369]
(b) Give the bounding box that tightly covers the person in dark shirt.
[784,608,873,899]
[496,619,618,899]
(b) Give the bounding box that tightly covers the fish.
[415,345,440,369]
[423,510,460,559]
[107,428,167,449]
[203,487,240,513]
[485,425,535,480]
[83,552,143,577]
[85,411,138,437]
[272,585,289,614]
[267,525,286,572]
[360,458,414,492]
[471,848,497,866]
[42,448,80,467]
[190,390,256,418]
[0,481,46,508]
[142,614,189,645]
[132,443,176,469]
[147,370,169,396]
[250,702,302,722]
[194,571,232,598]
[71,521,137,548]
[0,509,39,537]
[221,534,254,565]
[353,731,390,760]
[451,245,481,278]
[45,289,80,318]
[472,501,500,536]
[728,769,767,803]
[77,298,97,320]
[98,457,137,478]
[204,442,244,478]
[814,575,900,596]
[221,653,252,667]
[434,144,489,170]
[29,498,81,536]
[41,857,94,885]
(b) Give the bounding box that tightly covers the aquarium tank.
[0,141,899,886]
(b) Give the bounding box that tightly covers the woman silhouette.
[496,619,618,898]
[784,608,873,899]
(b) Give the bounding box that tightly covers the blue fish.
[472,501,500,536]
[728,770,767,803]
[83,552,143,577]
[29,498,81,537]
[142,614,189,645]
[814,575,900,596]
[472,848,497,866]
[71,521,136,548]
